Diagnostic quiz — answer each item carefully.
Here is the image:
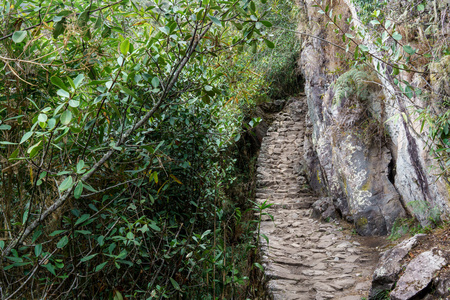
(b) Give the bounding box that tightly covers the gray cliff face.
[297,0,450,235]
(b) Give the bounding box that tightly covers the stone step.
[257,98,378,300]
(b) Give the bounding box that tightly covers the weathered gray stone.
[297,0,450,236]
[390,249,448,300]
[312,197,337,220]
[370,234,426,296]
[432,276,450,298]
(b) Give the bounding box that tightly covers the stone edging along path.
[256,97,385,300]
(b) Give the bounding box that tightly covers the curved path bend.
[256,97,384,300]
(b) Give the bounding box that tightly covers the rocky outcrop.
[390,249,447,300]
[370,234,426,296]
[297,0,450,235]
[369,234,450,299]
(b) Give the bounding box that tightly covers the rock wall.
[297,0,450,235]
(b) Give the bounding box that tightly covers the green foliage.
[388,218,429,241]
[351,0,387,22]
[0,0,275,298]
[389,199,446,240]
[332,68,376,106]
[252,0,303,99]
[407,200,441,226]
[370,288,391,300]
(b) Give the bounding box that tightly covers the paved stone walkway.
[256,98,383,300]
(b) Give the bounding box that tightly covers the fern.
[332,68,371,106]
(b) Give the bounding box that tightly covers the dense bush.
[0,0,275,298]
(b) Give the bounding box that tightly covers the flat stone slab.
[390,249,448,300]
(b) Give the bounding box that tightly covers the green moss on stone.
[361,180,371,191]
[356,217,368,227]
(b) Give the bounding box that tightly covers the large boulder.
[390,248,448,300]
[303,68,407,235]
[370,234,426,297]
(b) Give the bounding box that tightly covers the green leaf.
[51,76,69,92]
[208,15,222,26]
[42,263,56,275]
[95,261,108,272]
[251,41,257,53]
[68,100,80,107]
[233,22,243,30]
[261,20,272,27]
[67,76,75,90]
[89,204,98,212]
[76,160,85,173]
[59,176,73,192]
[149,221,161,232]
[73,74,84,89]
[417,4,424,11]
[80,254,98,262]
[121,86,136,98]
[74,181,83,199]
[170,278,181,291]
[204,85,213,91]
[27,140,41,154]
[60,110,72,125]
[403,45,416,55]
[57,89,70,98]
[20,131,33,144]
[74,214,90,226]
[83,183,97,193]
[392,32,402,41]
[405,84,413,99]
[264,39,274,49]
[12,31,27,43]
[49,230,66,237]
[113,290,124,300]
[53,21,65,39]
[0,124,11,130]
[158,26,170,35]
[75,230,91,235]
[57,236,69,248]
[385,20,392,29]
[35,244,43,257]
[253,262,264,271]
[8,148,19,160]
[359,45,369,52]
[6,256,23,263]
[392,66,399,75]
[120,39,130,56]
[38,113,47,123]
[151,77,160,88]
[78,10,89,27]
[102,26,111,38]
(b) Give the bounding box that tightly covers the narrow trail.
[256,97,385,300]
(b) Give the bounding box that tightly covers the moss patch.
[356,217,368,228]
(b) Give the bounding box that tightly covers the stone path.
[256,97,384,300]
